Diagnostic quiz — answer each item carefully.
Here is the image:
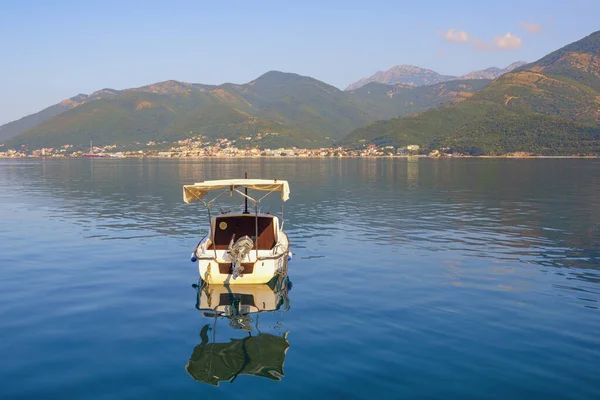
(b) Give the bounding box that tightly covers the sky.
[1,0,599,125]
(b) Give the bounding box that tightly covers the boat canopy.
[183,179,290,203]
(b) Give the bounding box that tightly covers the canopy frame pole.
[255,202,259,258]
[204,190,230,209]
[233,188,258,204]
[232,187,279,204]
[203,205,218,260]
[258,189,279,202]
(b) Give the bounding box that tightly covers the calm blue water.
[1,158,599,399]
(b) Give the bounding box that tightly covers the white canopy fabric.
[183,179,290,203]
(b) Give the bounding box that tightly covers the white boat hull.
[197,253,289,284]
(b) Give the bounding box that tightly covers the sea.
[1,157,599,399]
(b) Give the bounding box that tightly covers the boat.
[183,178,291,285]
[186,277,292,385]
[82,140,106,158]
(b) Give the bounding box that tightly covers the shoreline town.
[1,137,598,159]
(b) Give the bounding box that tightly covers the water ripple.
[1,158,600,398]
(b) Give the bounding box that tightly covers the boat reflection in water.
[186,275,292,386]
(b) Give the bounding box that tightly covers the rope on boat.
[228,235,254,279]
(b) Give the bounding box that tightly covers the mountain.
[347,79,491,120]
[223,71,374,142]
[345,62,527,91]
[515,35,600,91]
[6,72,383,150]
[0,90,121,142]
[4,71,492,150]
[0,94,85,142]
[339,31,600,155]
[345,65,456,90]
[459,61,527,80]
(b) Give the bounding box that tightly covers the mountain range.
[344,62,527,91]
[2,30,600,155]
[340,31,600,156]
[1,73,490,150]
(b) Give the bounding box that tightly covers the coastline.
[1,155,598,160]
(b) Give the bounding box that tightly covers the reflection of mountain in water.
[186,275,292,386]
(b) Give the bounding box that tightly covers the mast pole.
[244,172,248,214]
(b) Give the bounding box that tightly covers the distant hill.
[4,71,492,150]
[459,61,527,80]
[0,94,84,142]
[347,79,491,120]
[345,62,526,91]
[0,90,121,142]
[5,72,367,149]
[345,65,456,90]
[338,31,600,155]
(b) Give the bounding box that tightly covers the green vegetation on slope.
[226,71,374,139]
[0,92,120,142]
[0,102,72,142]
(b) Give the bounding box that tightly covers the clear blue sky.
[1,0,599,125]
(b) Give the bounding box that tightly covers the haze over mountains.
[344,62,527,91]
[2,30,600,155]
